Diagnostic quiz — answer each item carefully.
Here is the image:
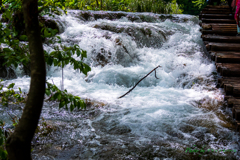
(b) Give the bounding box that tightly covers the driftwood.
[118,65,161,99]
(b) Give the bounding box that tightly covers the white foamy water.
[1,11,239,159]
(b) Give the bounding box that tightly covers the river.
[0,10,240,159]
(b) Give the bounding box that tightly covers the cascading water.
[1,11,240,159]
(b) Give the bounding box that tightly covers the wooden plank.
[217,77,240,88]
[208,43,240,51]
[232,105,240,118]
[200,14,234,19]
[202,8,231,11]
[201,18,236,24]
[235,109,240,121]
[202,35,240,43]
[201,10,232,14]
[233,87,240,97]
[227,98,240,107]
[216,63,240,77]
[214,52,240,63]
[205,5,230,9]
[202,30,237,35]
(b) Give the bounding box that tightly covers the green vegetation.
[177,0,207,15]
[64,0,183,14]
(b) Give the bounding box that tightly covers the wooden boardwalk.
[199,5,240,129]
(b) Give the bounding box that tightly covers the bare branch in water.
[155,69,159,79]
[118,65,161,99]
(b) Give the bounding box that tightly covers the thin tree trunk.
[100,0,102,10]
[6,0,46,159]
[96,0,99,8]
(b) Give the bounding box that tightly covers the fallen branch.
[118,65,161,99]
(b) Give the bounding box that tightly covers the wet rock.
[93,23,166,48]
[40,18,59,31]
[126,14,142,22]
[109,125,131,135]
[81,11,92,21]
[90,48,112,67]
[74,11,196,23]
[100,139,109,144]
[80,150,93,159]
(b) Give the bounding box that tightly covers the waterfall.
[1,11,239,159]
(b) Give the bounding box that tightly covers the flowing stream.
[1,11,240,159]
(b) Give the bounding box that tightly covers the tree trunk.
[96,0,99,8]
[6,0,46,159]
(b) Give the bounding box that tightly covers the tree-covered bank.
[0,0,211,15]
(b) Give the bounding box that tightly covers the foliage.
[192,0,207,9]
[176,0,206,15]
[0,121,8,160]
[0,80,25,107]
[64,0,183,14]
[46,82,86,111]
[0,115,19,160]
[45,43,91,75]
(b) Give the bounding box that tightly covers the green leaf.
[0,137,3,145]
[73,98,77,107]
[7,83,15,89]
[76,49,81,57]
[82,50,87,58]
[77,101,81,109]
[47,57,53,66]
[80,100,86,109]
[84,63,91,73]
[18,87,22,94]
[45,89,51,96]
[57,93,62,100]
[3,48,12,52]
[44,28,50,37]
[70,103,74,111]
[13,39,19,44]
[5,10,11,19]
[53,59,58,66]
[0,147,8,159]
[19,35,28,41]
[53,92,60,100]
[59,101,65,109]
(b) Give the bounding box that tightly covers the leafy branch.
[0,80,25,107]
[46,82,86,111]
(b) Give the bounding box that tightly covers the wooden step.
[206,42,240,51]
[213,52,240,63]
[202,29,237,35]
[201,9,232,14]
[202,35,240,43]
[217,77,240,97]
[216,63,240,77]
[201,23,237,29]
[200,14,234,19]
[202,8,231,11]
[218,77,240,86]
[205,5,230,9]
[201,18,236,24]
[232,105,240,119]
[227,98,240,107]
